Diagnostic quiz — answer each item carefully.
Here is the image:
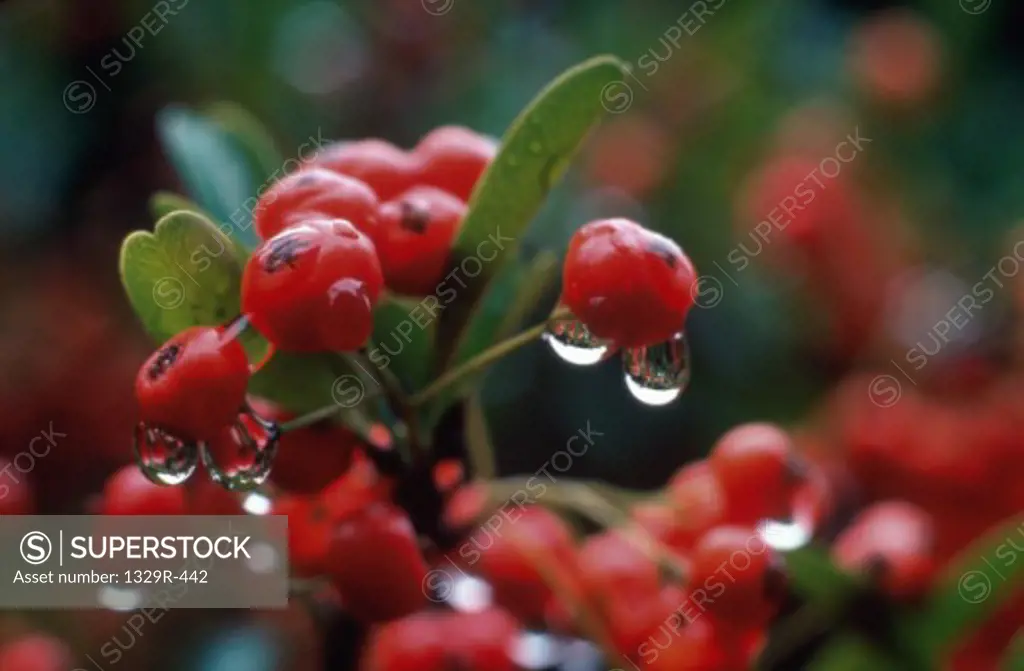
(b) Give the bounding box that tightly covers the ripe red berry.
[253,168,379,241]
[135,325,250,441]
[242,218,383,352]
[315,139,417,201]
[562,218,698,348]
[359,612,446,671]
[664,461,728,550]
[832,500,936,599]
[374,186,466,295]
[708,423,805,525]
[327,502,428,623]
[273,494,332,578]
[463,505,576,624]
[413,125,497,201]
[102,464,187,515]
[688,525,785,628]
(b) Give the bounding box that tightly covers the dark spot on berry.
[399,200,431,234]
[262,236,312,273]
[646,238,679,268]
[147,344,182,380]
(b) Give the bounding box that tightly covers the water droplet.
[757,517,812,551]
[622,332,691,405]
[201,409,280,492]
[133,423,199,486]
[543,318,611,366]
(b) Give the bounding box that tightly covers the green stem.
[279,391,382,434]
[409,306,572,407]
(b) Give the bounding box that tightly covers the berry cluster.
[132,126,495,490]
[354,422,811,671]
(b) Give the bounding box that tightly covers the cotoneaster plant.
[115,56,1024,671]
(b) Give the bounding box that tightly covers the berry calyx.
[374,185,466,295]
[242,218,383,352]
[562,218,698,348]
[253,168,379,241]
[134,325,250,441]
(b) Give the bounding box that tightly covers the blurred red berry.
[665,461,729,550]
[327,502,428,623]
[708,423,805,525]
[832,500,936,599]
[0,634,73,671]
[102,464,187,515]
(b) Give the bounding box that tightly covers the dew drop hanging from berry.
[543,316,611,366]
[622,331,691,405]
[200,405,280,492]
[133,423,200,486]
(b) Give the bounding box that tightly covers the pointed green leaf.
[149,191,207,221]
[157,106,262,250]
[205,102,285,182]
[119,210,248,345]
[464,391,497,480]
[439,55,629,361]
[784,545,865,607]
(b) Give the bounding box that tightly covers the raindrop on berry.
[543,317,611,366]
[201,407,280,492]
[132,423,200,486]
[622,331,691,405]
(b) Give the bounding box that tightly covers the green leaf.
[900,514,1024,664]
[157,106,262,250]
[119,210,248,345]
[149,191,207,221]
[367,295,436,393]
[784,545,864,607]
[249,351,354,416]
[205,102,285,182]
[439,55,629,363]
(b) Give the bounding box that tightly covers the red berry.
[464,505,576,624]
[374,186,466,295]
[413,125,497,201]
[447,608,520,671]
[0,634,73,671]
[832,500,936,599]
[102,464,187,515]
[253,168,379,241]
[635,618,743,671]
[688,525,785,628]
[708,423,805,525]
[327,502,428,623]
[242,218,383,352]
[664,461,729,550]
[315,139,417,201]
[246,398,357,494]
[135,325,250,440]
[273,494,332,578]
[360,612,446,671]
[562,218,698,348]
